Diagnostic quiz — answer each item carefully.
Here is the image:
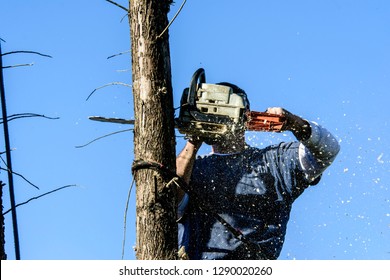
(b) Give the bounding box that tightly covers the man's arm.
[176,139,203,202]
[266,107,340,181]
[298,121,340,181]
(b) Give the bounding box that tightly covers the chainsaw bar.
[245,111,286,132]
[89,112,286,133]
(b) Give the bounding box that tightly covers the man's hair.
[217,82,250,111]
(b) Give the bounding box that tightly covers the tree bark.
[129,0,177,259]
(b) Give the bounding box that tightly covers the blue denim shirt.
[178,122,340,259]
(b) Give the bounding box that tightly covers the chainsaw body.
[176,83,248,139]
[175,68,286,140]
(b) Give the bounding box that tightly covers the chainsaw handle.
[188,68,206,107]
[245,111,287,132]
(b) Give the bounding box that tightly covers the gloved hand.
[266,107,311,141]
[185,135,205,147]
[186,134,227,146]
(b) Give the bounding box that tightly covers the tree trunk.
[129,0,177,259]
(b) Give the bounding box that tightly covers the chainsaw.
[175,68,286,139]
[89,68,286,139]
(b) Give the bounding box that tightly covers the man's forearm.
[302,122,340,162]
[284,112,312,142]
[176,140,202,200]
[299,122,340,181]
[176,141,201,182]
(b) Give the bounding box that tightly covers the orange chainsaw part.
[245,111,287,132]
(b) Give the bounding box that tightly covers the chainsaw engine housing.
[176,69,249,140]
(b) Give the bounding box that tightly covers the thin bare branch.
[0,147,16,155]
[0,167,40,190]
[1,113,59,124]
[3,63,34,69]
[3,185,77,215]
[75,129,132,148]
[107,50,130,59]
[2,50,52,58]
[106,0,128,12]
[122,177,135,259]
[157,0,187,39]
[86,82,132,101]
[89,116,134,125]
[120,13,129,23]
[0,155,38,190]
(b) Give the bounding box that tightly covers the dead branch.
[2,63,34,69]
[86,82,132,101]
[0,148,16,155]
[0,167,40,190]
[2,50,52,69]
[0,155,39,190]
[120,13,129,23]
[1,50,52,58]
[75,128,132,148]
[2,185,76,215]
[157,0,187,39]
[122,177,136,259]
[107,50,130,59]
[89,116,134,124]
[106,0,128,12]
[1,113,59,124]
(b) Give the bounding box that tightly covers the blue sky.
[0,0,389,260]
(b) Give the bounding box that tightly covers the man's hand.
[266,107,311,141]
[185,135,204,148]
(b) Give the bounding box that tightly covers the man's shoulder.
[194,142,300,163]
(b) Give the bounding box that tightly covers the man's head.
[206,82,249,153]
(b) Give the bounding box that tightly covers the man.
[176,83,340,260]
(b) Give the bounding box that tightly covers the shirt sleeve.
[177,193,189,219]
[299,121,340,182]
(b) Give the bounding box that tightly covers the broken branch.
[105,0,128,12]
[86,82,132,101]
[75,128,132,148]
[1,50,52,58]
[157,0,187,39]
[0,167,40,190]
[3,184,76,215]
[107,50,130,59]
[1,113,59,124]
